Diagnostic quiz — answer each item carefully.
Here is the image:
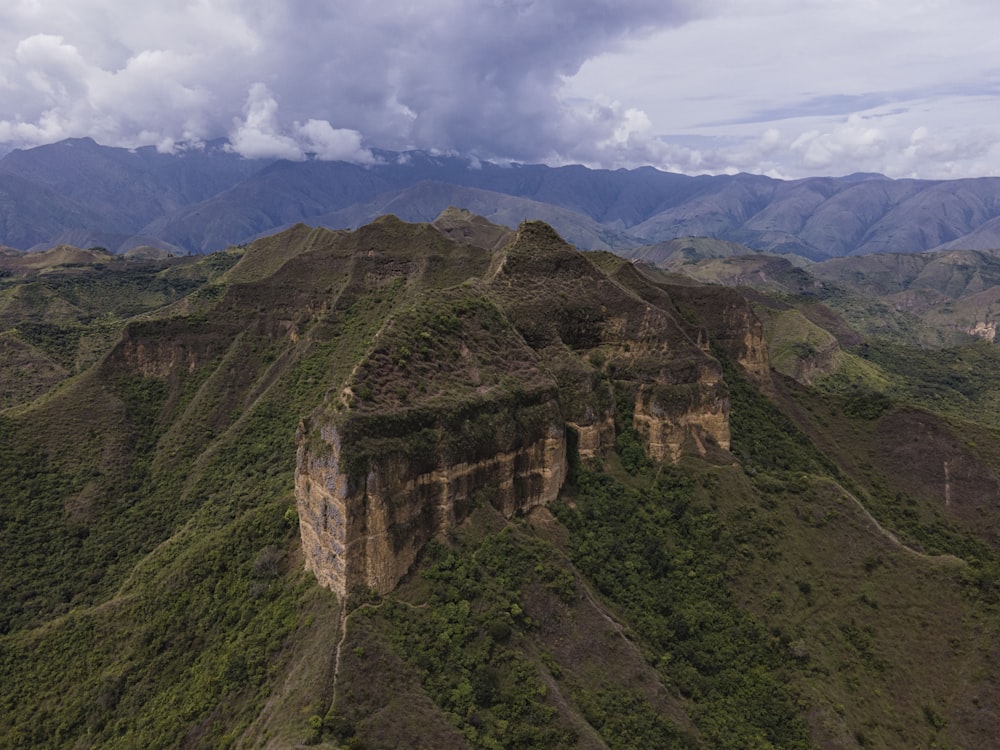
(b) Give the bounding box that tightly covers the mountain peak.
[488,219,596,280]
[431,206,513,251]
[513,219,568,247]
[58,137,100,148]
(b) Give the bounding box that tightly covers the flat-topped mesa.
[294,217,768,597]
[295,288,568,596]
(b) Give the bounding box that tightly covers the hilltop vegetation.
[1,213,999,748]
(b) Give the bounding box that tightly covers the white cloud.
[564,0,1000,177]
[0,0,999,178]
[296,119,374,164]
[228,83,304,160]
[15,34,88,97]
[226,84,375,163]
[789,116,887,170]
[0,1,699,165]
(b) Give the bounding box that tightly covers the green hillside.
[2,216,999,748]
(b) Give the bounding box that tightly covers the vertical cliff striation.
[488,222,735,462]
[296,413,566,596]
[296,286,568,595]
[633,376,730,462]
[295,217,769,596]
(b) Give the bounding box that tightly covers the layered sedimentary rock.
[295,218,766,597]
[296,418,566,596]
[657,282,771,382]
[634,377,731,462]
[115,321,225,377]
[567,413,617,461]
[296,282,570,596]
[487,221,736,461]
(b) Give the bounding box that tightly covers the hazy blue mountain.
[5,138,1000,256]
[139,158,394,253]
[0,138,270,239]
[298,179,634,251]
[0,171,107,249]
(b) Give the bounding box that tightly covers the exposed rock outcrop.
[968,320,998,342]
[657,282,771,382]
[567,412,617,461]
[111,319,233,379]
[634,378,730,462]
[297,418,566,596]
[293,218,766,597]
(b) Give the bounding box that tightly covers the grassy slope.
[2,219,1000,748]
[694,248,1000,746]
[0,217,500,747]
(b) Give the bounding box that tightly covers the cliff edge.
[296,218,765,596]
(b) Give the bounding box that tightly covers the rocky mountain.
[2,212,1000,748]
[7,138,1000,258]
[651,241,1000,349]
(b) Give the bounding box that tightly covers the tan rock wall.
[567,413,616,461]
[296,421,567,596]
[633,376,731,463]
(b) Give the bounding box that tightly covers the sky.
[1,0,998,179]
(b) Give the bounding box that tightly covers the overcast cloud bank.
[1,1,998,179]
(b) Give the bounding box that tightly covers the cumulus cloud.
[789,115,888,170]
[225,84,374,163]
[0,0,699,164]
[228,83,305,161]
[1,0,999,178]
[295,119,374,164]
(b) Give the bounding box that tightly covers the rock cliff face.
[634,377,730,462]
[114,322,225,378]
[968,320,998,342]
[568,413,617,461]
[657,282,771,382]
[296,420,566,596]
[293,218,767,597]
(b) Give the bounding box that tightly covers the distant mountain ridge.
[6,137,1000,257]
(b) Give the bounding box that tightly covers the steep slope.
[431,205,514,251]
[0,217,503,746]
[0,248,240,407]
[296,219,735,597]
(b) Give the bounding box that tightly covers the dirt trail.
[824,477,965,566]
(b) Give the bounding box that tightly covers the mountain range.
[6,138,1000,258]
